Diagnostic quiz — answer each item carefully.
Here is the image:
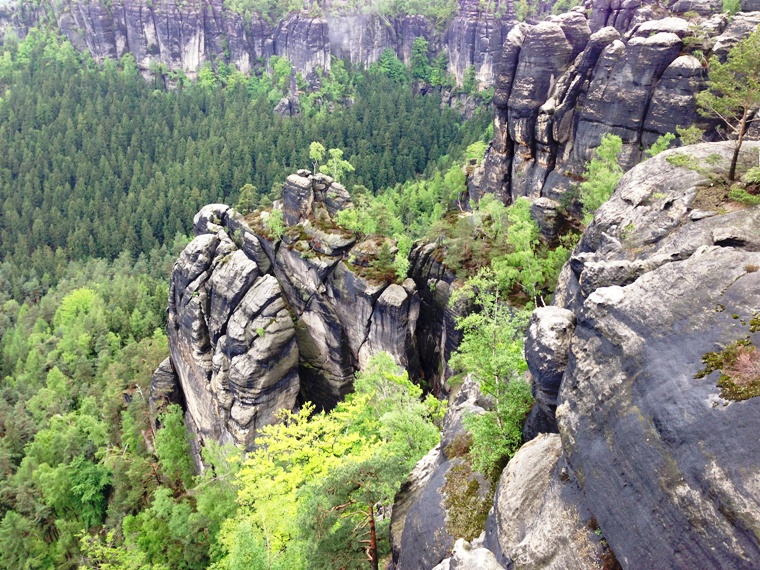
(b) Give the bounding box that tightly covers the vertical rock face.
[273,13,330,74]
[522,306,576,440]
[160,169,463,447]
[167,205,300,449]
[475,2,760,229]
[481,142,760,570]
[408,242,469,395]
[445,0,511,87]
[1,0,510,87]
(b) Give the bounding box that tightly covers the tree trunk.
[368,504,378,570]
[729,108,749,181]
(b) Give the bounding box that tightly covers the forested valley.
[0,5,642,568]
[0,27,504,569]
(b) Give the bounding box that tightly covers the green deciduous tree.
[696,28,760,180]
[320,148,356,182]
[449,270,533,477]
[154,404,195,491]
[411,37,431,83]
[579,133,623,224]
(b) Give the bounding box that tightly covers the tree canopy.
[697,27,760,180]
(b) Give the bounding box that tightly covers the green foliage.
[462,379,533,477]
[265,208,285,240]
[236,184,259,215]
[0,32,476,290]
[646,132,675,157]
[579,134,624,224]
[0,254,181,568]
[155,404,195,490]
[319,147,356,182]
[214,352,442,569]
[742,166,760,185]
[729,186,760,205]
[552,0,582,14]
[677,124,705,145]
[373,48,409,83]
[723,0,741,15]
[462,65,478,94]
[309,141,325,173]
[411,37,432,83]
[449,270,533,477]
[697,28,760,179]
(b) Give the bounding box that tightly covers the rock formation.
[476,4,760,231]
[391,376,494,569]
[481,141,760,568]
[160,171,462,450]
[0,0,511,87]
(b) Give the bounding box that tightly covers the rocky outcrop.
[391,377,493,569]
[484,434,601,569]
[166,205,299,448]
[484,142,760,569]
[159,168,466,447]
[273,13,330,75]
[522,306,576,440]
[477,5,760,234]
[148,356,181,425]
[1,0,512,87]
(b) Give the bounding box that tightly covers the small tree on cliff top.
[697,28,760,180]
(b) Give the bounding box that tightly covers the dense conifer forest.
[0,28,499,569]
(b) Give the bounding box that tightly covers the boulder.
[484,434,601,569]
[522,306,576,440]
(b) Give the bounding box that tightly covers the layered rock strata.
[490,142,760,568]
[0,0,511,86]
[161,171,460,449]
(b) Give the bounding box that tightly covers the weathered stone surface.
[273,13,330,75]
[445,0,510,88]
[326,262,386,360]
[359,281,420,369]
[166,225,298,450]
[282,174,314,227]
[211,274,298,447]
[207,249,259,343]
[193,203,229,235]
[408,241,468,395]
[149,357,181,426]
[550,142,760,569]
[393,377,491,569]
[296,292,355,408]
[224,210,273,274]
[432,538,506,570]
[641,54,705,147]
[484,434,601,569]
[523,306,576,440]
[1,0,508,87]
[574,31,683,168]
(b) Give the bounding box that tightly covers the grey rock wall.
[489,142,760,569]
[159,169,461,448]
[0,0,511,87]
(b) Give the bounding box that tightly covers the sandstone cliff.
[152,171,461,450]
[393,142,760,569]
[482,142,760,569]
[475,6,760,234]
[0,0,511,86]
